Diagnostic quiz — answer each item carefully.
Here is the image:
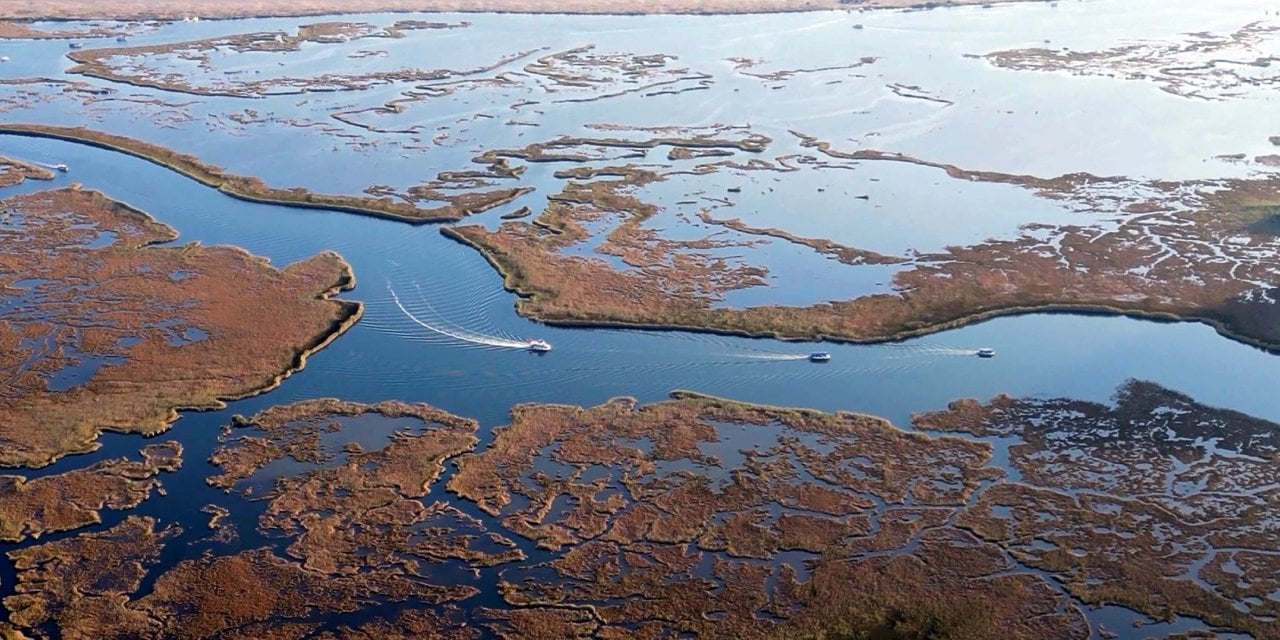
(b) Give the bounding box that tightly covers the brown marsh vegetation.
[0,442,181,543]
[5,386,1274,637]
[916,381,1280,638]
[7,384,1277,638]
[0,187,359,468]
[6,400,515,640]
[0,156,54,188]
[451,130,1280,350]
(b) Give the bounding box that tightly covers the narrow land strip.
[1,0,1039,22]
[0,124,527,224]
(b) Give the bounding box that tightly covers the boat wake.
[386,284,531,350]
[734,353,812,361]
[881,342,984,357]
[720,341,987,362]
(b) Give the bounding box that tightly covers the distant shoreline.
[0,0,1038,23]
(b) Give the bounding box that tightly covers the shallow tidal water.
[1,1,1278,636]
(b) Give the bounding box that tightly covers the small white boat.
[0,56,9,63]
[55,164,69,172]
[809,351,831,362]
[527,339,552,353]
[976,348,996,358]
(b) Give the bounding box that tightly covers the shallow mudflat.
[984,20,1280,101]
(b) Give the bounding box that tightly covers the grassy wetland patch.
[8,382,1277,638]
[451,130,1280,350]
[0,187,359,468]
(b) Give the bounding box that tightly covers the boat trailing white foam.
[387,284,544,350]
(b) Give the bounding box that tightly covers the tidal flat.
[0,0,1277,638]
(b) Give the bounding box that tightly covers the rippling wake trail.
[386,285,530,350]
[881,342,981,357]
[719,341,982,362]
[734,353,812,361]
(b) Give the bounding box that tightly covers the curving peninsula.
[0,124,528,224]
[0,156,55,188]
